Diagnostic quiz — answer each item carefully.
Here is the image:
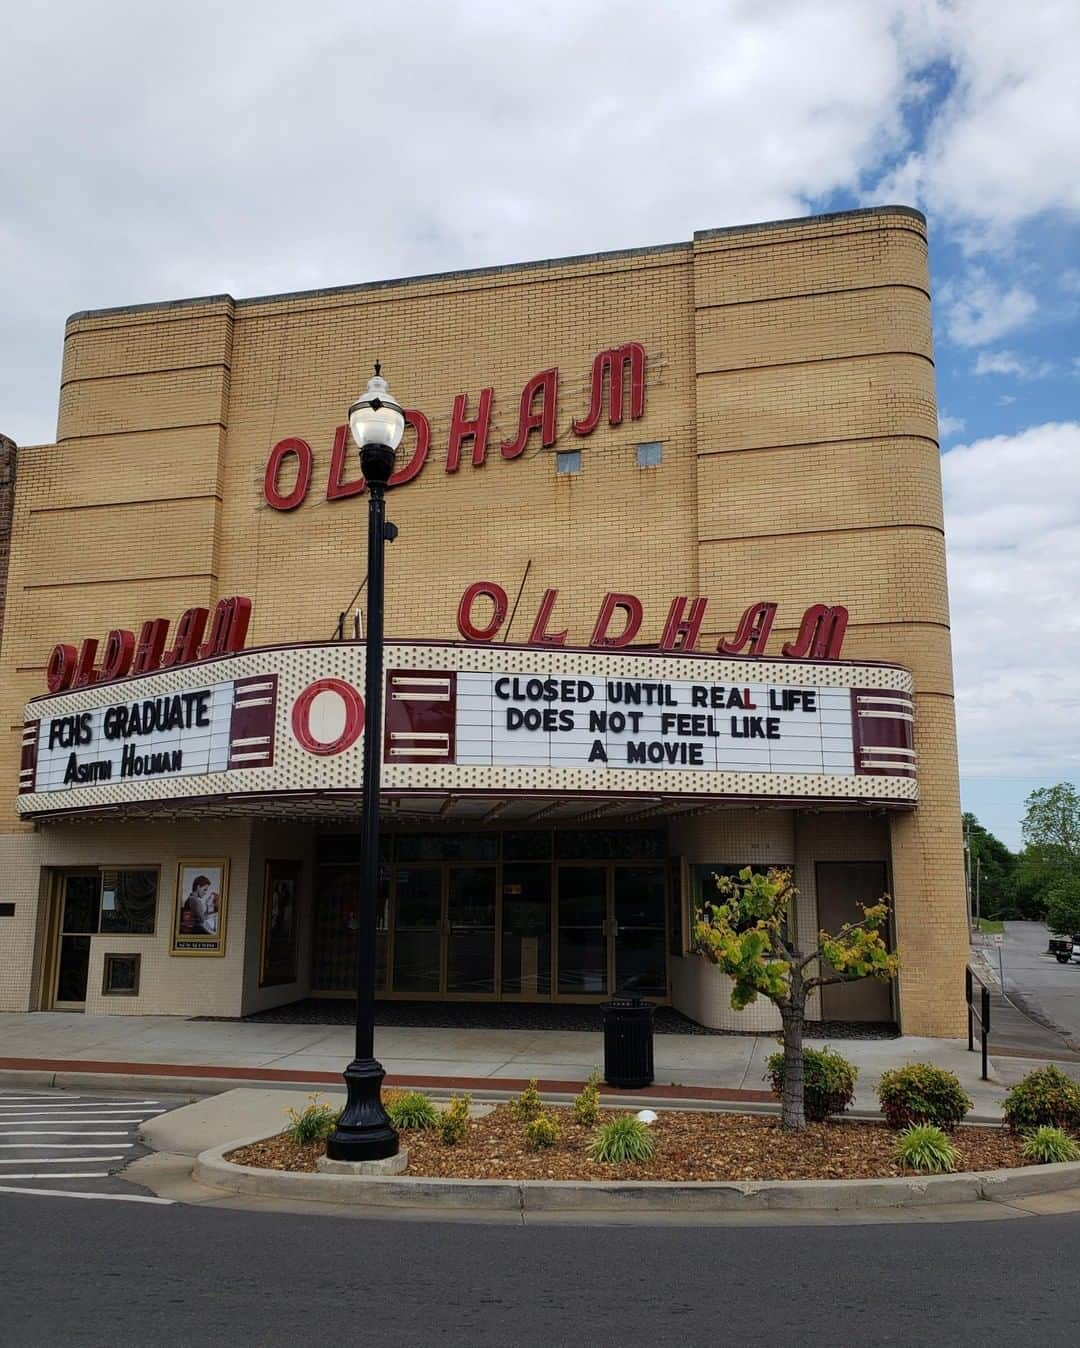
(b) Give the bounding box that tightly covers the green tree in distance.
[963,812,1017,919]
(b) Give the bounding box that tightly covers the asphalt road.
[0,1191,1078,1346]
[1002,920,1080,1046]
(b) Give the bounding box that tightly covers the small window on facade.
[102,953,140,996]
[636,441,662,468]
[99,869,158,934]
[556,450,581,475]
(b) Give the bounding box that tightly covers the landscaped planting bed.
[227,1104,1029,1183]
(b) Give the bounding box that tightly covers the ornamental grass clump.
[1021,1125,1080,1165]
[283,1093,338,1144]
[1003,1065,1080,1134]
[573,1069,601,1126]
[524,1113,559,1149]
[588,1115,654,1164]
[439,1093,472,1146]
[385,1090,438,1131]
[893,1123,958,1174]
[877,1063,973,1131]
[509,1078,544,1124]
[765,1045,857,1122]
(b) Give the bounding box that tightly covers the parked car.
[1048,934,1080,964]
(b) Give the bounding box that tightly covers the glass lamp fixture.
[349,362,405,486]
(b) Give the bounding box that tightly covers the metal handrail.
[965,965,991,1081]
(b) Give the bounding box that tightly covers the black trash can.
[602,996,655,1089]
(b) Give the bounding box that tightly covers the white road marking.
[0,1183,173,1205]
[0,1095,84,1101]
[0,1102,161,1111]
[0,1156,125,1165]
[0,1171,111,1179]
[0,1117,162,1125]
[0,1142,134,1149]
[0,1130,130,1137]
[0,1107,166,1115]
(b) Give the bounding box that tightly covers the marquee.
[17,640,917,819]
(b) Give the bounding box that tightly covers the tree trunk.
[779,977,807,1132]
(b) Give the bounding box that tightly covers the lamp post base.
[325,1057,399,1162]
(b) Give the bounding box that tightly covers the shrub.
[509,1078,544,1123]
[385,1090,438,1131]
[1003,1065,1080,1133]
[588,1115,655,1164]
[283,1093,338,1144]
[876,1063,973,1131]
[524,1113,559,1149]
[439,1093,472,1146]
[765,1046,857,1122]
[573,1070,601,1126]
[893,1123,958,1174]
[1021,1125,1080,1165]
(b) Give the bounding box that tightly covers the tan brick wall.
[0,205,969,1033]
[0,433,15,659]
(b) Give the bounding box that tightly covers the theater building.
[0,204,968,1036]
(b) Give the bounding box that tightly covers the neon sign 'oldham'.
[261,343,647,511]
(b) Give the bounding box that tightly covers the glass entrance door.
[612,865,668,996]
[557,866,609,995]
[446,867,496,994]
[391,865,498,997]
[53,873,102,1008]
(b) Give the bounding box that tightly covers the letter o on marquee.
[291,678,365,756]
[264,437,314,511]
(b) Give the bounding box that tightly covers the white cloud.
[942,269,1037,346]
[870,0,1080,242]
[938,412,966,438]
[973,349,1054,377]
[1063,269,1080,294]
[0,0,928,445]
[944,422,1080,777]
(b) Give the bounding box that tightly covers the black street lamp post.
[326,363,404,1164]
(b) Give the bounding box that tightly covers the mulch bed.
[227,1105,1029,1183]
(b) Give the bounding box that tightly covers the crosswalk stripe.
[0,1107,166,1114]
[0,1102,160,1111]
[0,1142,134,1149]
[0,1130,131,1136]
[0,1171,111,1179]
[0,1184,174,1205]
[0,1116,162,1124]
[0,1156,125,1165]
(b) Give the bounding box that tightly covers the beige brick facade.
[0,205,969,1034]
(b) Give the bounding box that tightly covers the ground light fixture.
[325,363,405,1163]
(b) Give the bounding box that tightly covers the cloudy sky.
[2,0,1078,845]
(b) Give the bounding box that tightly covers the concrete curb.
[192,1135,1080,1214]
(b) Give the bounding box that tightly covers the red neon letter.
[98,629,135,682]
[782,605,849,660]
[590,592,643,648]
[659,597,708,652]
[161,608,209,668]
[528,589,568,646]
[132,618,169,674]
[291,678,365,756]
[572,342,646,436]
[72,639,100,688]
[46,644,77,694]
[389,411,431,487]
[446,389,493,472]
[326,423,364,501]
[457,582,508,642]
[717,602,777,656]
[500,368,559,460]
[199,596,252,660]
[264,437,313,511]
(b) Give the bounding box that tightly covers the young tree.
[694,867,899,1131]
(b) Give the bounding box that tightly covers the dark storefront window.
[99,870,158,934]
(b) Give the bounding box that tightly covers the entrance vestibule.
[311,828,672,1003]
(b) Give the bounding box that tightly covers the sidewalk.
[1,1010,1062,1120]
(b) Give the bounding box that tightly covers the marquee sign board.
[17,640,916,818]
